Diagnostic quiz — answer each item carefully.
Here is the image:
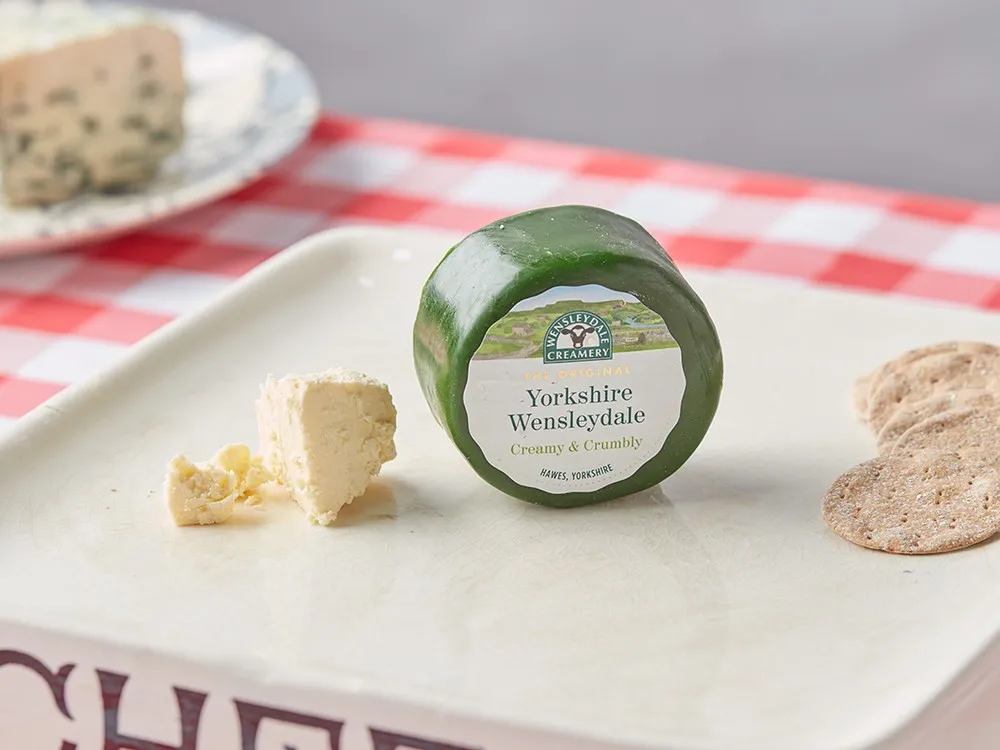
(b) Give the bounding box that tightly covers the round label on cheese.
[463,284,686,494]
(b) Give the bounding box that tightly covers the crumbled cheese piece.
[163,455,238,527]
[163,444,279,526]
[256,369,397,526]
[0,3,186,206]
[210,443,281,507]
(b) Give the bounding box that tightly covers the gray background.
[160,0,999,201]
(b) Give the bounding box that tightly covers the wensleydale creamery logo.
[542,311,613,363]
[472,284,677,362]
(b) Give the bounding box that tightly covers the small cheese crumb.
[211,443,279,504]
[163,455,238,527]
[163,443,279,526]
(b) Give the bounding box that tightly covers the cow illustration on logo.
[542,310,613,363]
[560,323,596,349]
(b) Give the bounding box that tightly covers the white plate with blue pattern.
[0,2,320,257]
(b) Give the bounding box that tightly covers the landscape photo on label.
[474,284,677,361]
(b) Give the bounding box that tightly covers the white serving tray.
[2,226,1000,750]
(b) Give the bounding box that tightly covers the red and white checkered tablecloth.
[2,113,1000,438]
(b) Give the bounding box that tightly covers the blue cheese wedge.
[0,2,186,206]
[255,369,397,526]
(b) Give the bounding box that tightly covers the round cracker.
[891,405,1000,460]
[866,349,1000,433]
[876,390,1000,454]
[864,341,1000,410]
[865,343,958,403]
[822,452,1000,554]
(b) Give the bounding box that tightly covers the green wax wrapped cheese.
[413,205,723,508]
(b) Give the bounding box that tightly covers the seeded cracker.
[876,390,1000,454]
[823,453,1000,554]
[863,341,966,411]
[863,342,999,413]
[866,349,1000,433]
[891,405,1000,461]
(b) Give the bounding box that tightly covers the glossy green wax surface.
[413,204,723,508]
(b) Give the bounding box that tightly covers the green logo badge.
[542,311,614,364]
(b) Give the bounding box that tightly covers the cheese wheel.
[413,205,723,508]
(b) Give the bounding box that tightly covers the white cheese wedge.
[256,369,397,526]
[163,444,279,526]
[0,2,186,206]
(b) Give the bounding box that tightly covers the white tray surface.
[2,227,1000,750]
